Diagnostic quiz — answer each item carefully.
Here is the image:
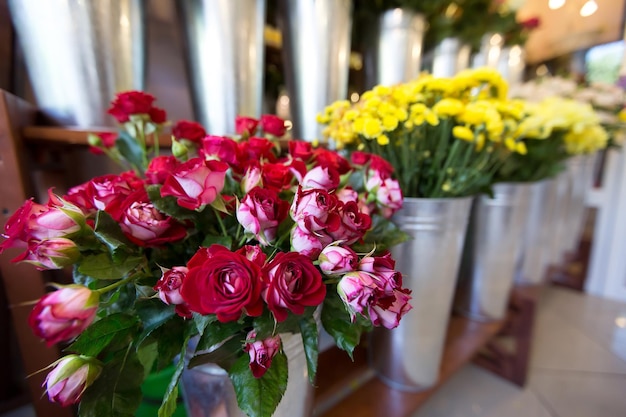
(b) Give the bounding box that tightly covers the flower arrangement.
[496,97,609,182]
[317,68,527,198]
[0,92,412,417]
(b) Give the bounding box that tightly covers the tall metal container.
[497,45,526,87]
[431,37,472,78]
[472,33,504,69]
[8,0,147,127]
[516,179,558,285]
[549,170,571,266]
[561,154,597,254]
[370,197,473,390]
[455,184,531,321]
[277,0,352,141]
[177,0,266,135]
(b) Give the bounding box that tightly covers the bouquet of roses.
[0,92,411,417]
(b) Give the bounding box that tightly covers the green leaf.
[195,321,243,352]
[116,130,146,172]
[67,313,139,357]
[137,341,158,375]
[299,316,319,384]
[193,313,217,335]
[321,290,363,359]
[229,350,288,417]
[357,214,410,252]
[93,211,135,260]
[79,347,145,417]
[135,298,177,345]
[78,253,144,280]
[188,336,243,371]
[148,321,187,371]
[158,335,190,417]
[201,234,233,249]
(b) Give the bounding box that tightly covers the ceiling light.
[580,0,598,17]
[549,0,566,10]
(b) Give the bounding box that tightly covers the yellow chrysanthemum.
[433,98,464,117]
[377,134,390,146]
[453,126,474,141]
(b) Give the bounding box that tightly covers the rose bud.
[45,355,102,407]
[337,271,376,320]
[14,238,80,270]
[236,187,289,246]
[241,165,263,194]
[301,166,340,191]
[290,225,325,259]
[146,155,180,185]
[154,266,189,305]
[366,173,403,218]
[108,91,155,123]
[244,331,281,378]
[262,252,326,322]
[236,116,260,136]
[29,286,99,346]
[368,288,412,329]
[318,245,359,275]
[259,114,287,137]
[288,140,313,162]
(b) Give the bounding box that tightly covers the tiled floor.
[413,286,626,417]
[3,286,626,417]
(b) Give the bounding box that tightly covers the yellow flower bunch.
[318,68,525,198]
[497,97,608,182]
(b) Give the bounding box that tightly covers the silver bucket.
[561,154,596,253]
[8,0,147,127]
[368,9,426,87]
[181,333,312,417]
[516,178,558,285]
[455,183,531,321]
[277,0,352,141]
[431,37,471,78]
[549,170,571,265]
[472,33,504,69]
[177,0,266,135]
[496,45,526,87]
[369,197,473,391]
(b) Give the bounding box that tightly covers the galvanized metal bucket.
[516,178,558,285]
[177,0,266,135]
[9,0,147,127]
[496,45,526,87]
[549,170,571,266]
[455,183,531,321]
[430,37,471,78]
[369,197,473,391]
[367,8,426,87]
[181,333,312,417]
[277,0,352,141]
[561,154,597,254]
[472,33,504,69]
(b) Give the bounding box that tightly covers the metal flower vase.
[472,33,504,69]
[430,37,471,78]
[516,179,558,285]
[365,8,426,88]
[561,154,597,254]
[370,197,473,390]
[8,0,147,127]
[549,170,571,266]
[455,184,531,321]
[277,0,352,141]
[181,333,313,417]
[497,45,526,87]
[177,0,266,135]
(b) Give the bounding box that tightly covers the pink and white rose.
[318,245,359,275]
[161,157,228,210]
[236,187,289,245]
[44,355,102,407]
[244,331,281,378]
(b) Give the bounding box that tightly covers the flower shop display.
[0,92,412,417]
[319,67,526,389]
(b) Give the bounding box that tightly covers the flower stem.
[213,207,228,237]
[95,274,138,295]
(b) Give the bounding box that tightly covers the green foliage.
[321,290,366,360]
[67,314,140,357]
[229,351,288,417]
[299,316,319,384]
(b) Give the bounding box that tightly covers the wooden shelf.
[22,126,173,147]
[313,315,505,417]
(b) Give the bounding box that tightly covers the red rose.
[235,116,260,136]
[313,148,352,175]
[262,162,294,192]
[301,166,340,191]
[172,120,207,143]
[88,132,117,155]
[148,107,167,124]
[146,155,180,185]
[107,91,156,123]
[108,189,187,247]
[262,252,326,322]
[260,114,287,137]
[181,245,264,322]
[86,173,137,211]
[200,135,240,166]
[239,137,277,162]
[288,140,313,162]
[521,17,540,29]
[160,158,228,210]
[329,201,372,245]
[65,182,96,214]
[244,331,281,378]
